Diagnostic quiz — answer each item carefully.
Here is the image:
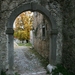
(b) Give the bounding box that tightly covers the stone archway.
[6,2,58,74]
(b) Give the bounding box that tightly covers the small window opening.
[42,25,45,38]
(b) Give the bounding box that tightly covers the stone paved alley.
[14,42,49,75]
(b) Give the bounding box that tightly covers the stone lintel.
[6,28,14,34]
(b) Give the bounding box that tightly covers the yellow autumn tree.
[14,11,33,43]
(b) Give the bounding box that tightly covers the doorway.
[6,2,57,74]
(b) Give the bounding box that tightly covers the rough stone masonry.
[0,0,75,74]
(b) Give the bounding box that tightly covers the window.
[42,25,45,38]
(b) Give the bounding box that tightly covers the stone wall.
[47,1,63,64]
[62,0,75,73]
[32,1,63,63]
[1,0,75,74]
[0,0,8,71]
[0,0,62,72]
[33,12,50,59]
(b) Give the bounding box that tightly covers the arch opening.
[6,2,58,74]
[13,11,51,74]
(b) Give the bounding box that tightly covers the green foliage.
[52,64,75,75]
[1,70,6,75]
[15,72,20,75]
[18,42,32,46]
[14,11,33,42]
[1,70,20,75]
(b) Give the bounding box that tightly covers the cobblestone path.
[14,43,49,75]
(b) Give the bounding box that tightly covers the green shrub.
[18,42,32,46]
[52,64,75,75]
[1,70,20,75]
[1,70,6,75]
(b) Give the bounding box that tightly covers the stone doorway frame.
[6,2,58,74]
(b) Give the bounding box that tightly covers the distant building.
[32,12,50,59]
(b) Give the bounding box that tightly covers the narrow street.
[14,42,49,75]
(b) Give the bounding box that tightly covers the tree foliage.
[14,11,33,42]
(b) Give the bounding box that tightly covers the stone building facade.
[33,12,50,59]
[0,0,75,74]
